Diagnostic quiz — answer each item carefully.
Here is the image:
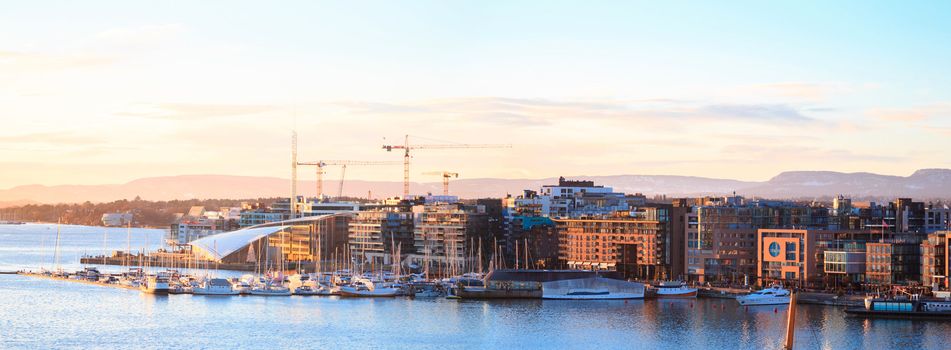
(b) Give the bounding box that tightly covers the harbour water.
[2,224,950,349]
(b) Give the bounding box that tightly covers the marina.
[3,223,951,350]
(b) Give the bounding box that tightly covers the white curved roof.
[189,226,289,261]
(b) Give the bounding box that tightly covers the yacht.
[140,273,172,294]
[338,277,401,297]
[411,282,445,298]
[193,278,239,296]
[736,285,790,306]
[249,278,292,296]
[654,281,698,298]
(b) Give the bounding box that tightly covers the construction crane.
[383,135,511,198]
[423,171,459,196]
[297,160,400,199]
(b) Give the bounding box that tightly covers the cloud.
[0,50,116,73]
[333,97,814,127]
[117,103,281,120]
[867,103,951,122]
[701,104,812,122]
[742,82,851,101]
[89,24,187,48]
[0,131,106,146]
[721,144,900,163]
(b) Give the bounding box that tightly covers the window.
[786,242,797,261]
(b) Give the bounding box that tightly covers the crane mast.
[297,160,399,200]
[383,135,510,198]
[423,171,459,196]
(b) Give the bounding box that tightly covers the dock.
[16,272,141,291]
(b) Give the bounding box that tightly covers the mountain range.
[1,169,949,206]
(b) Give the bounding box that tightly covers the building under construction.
[348,198,419,266]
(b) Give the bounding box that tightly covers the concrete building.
[409,202,491,274]
[823,241,868,288]
[925,205,951,233]
[348,200,416,266]
[508,216,559,269]
[101,213,133,227]
[756,229,825,288]
[167,206,241,244]
[686,199,830,283]
[866,241,922,285]
[512,177,646,219]
[239,197,362,227]
[555,204,686,280]
[921,231,947,289]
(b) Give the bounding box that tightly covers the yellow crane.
[297,160,400,199]
[423,171,459,196]
[383,135,510,198]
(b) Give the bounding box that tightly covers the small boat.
[845,295,951,319]
[193,278,239,296]
[294,285,326,296]
[338,277,401,297]
[654,281,698,298]
[82,267,101,282]
[412,283,445,298]
[736,285,790,306]
[140,273,172,294]
[249,279,292,296]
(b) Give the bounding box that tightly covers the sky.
[1,1,950,189]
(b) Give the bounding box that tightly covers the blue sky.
[1,1,950,188]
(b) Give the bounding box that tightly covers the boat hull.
[844,308,951,320]
[657,290,698,298]
[249,290,292,296]
[737,297,790,306]
[193,289,239,296]
[337,288,400,297]
[543,293,643,300]
[456,287,542,299]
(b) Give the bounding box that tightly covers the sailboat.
[338,276,401,297]
[250,230,291,296]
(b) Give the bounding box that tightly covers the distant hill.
[1,169,949,204]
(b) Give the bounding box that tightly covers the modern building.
[239,197,362,227]
[921,231,947,289]
[757,229,824,288]
[409,202,491,275]
[511,177,646,219]
[167,206,241,244]
[823,241,868,288]
[555,204,686,280]
[508,216,559,269]
[686,199,830,283]
[101,213,133,227]
[348,199,417,266]
[189,213,352,270]
[866,241,922,285]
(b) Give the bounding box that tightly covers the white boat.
[543,287,643,300]
[737,285,790,306]
[140,273,171,294]
[541,277,645,300]
[249,281,292,296]
[338,277,401,297]
[412,283,445,298]
[654,281,698,298]
[193,278,239,296]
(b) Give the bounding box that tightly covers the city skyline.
[3,1,951,189]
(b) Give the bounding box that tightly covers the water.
[1,223,950,349]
